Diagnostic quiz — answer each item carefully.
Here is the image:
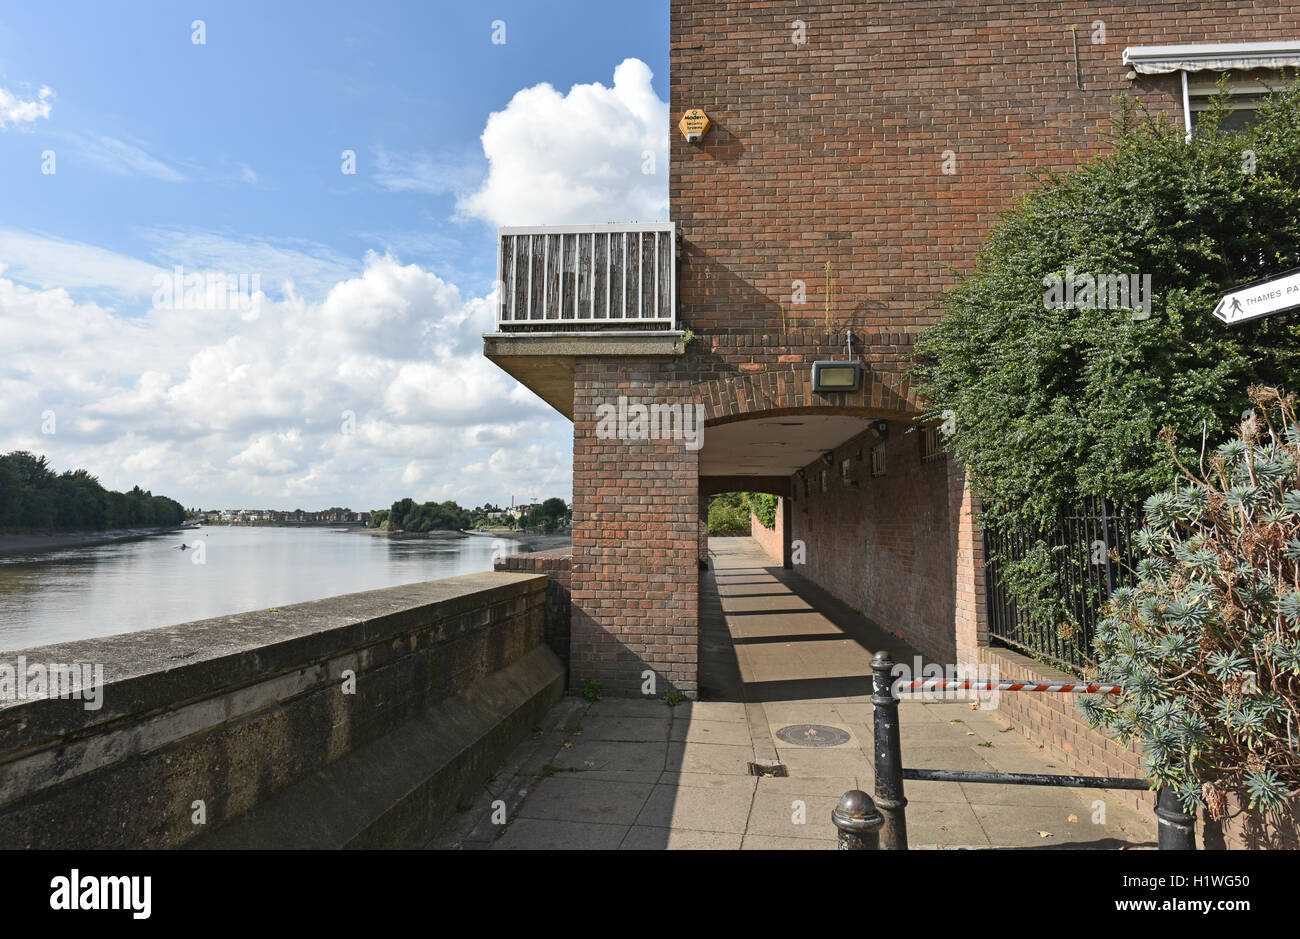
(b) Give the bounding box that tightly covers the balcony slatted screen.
[496,223,675,328]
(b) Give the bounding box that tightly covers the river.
[0,526,566,652]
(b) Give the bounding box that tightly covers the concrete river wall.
[0,571,564,848]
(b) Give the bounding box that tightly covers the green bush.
[911,80,1300,641]
[746,493,778,529]
[1082,386,1300,819]
[707,493,750,533]
[706,492,779,533]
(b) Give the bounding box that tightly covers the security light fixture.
[811,360,862,393]
[870,420,889,441]
[821,451,835,467]
[812,329,863,393]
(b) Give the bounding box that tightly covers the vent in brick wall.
[920,425,942,463]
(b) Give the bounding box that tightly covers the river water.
[0,526,559,652]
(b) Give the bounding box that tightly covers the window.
[920,426,942,463]
[1122,42,1300,139]
[841,458,853,486]
[870,445,886,477]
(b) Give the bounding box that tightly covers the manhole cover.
[774,724,851,748]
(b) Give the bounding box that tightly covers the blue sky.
[0,1,669,510]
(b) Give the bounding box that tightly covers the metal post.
[871,650,908,850]
[832,790,883,850]
[1155,787,1197,850]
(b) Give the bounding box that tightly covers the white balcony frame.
[496,222,676,329]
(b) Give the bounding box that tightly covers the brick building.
[484,2,1300,700]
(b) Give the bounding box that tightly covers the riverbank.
[353,527,468,539]
[356,527,572,553]
[465,530,572,553]
[0,525,192,557]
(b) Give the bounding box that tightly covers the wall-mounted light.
[871,420,889,441]
[821,451,835,467]
[812,360,862,393]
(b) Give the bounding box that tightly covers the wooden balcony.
[496,223,676,330]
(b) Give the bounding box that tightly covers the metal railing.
[495,222,676,329]
[983,496,1143,671]
[830,652,1197,851]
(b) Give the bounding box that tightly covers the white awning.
[1123,40,1300,74]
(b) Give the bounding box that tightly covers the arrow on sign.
[1211,268,1300,325]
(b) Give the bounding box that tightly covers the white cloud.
[0,250,570,510]
[0,84,52,129]
[458,58,669,227]
[73,134,187,182]
[137,227,361,302]
[373,146,482,196]
[0,230,167,297]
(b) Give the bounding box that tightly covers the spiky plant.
[1081,385,1300,820]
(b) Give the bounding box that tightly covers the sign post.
[1211,269,1300,325]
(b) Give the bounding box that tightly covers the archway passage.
[567,361,983,703]
[695,400,978,685]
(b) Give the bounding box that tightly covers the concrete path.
[431,537,1156,849]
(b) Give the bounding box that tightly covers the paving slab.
[429,537,1157,850]
[669,718,753,746]
[746,790,841,842]
[621,826,744,850]
[551,739,667,773]
[741,833,833,850]
[665,740,755,776]
[516,775,654,826]
[576,715,671,743]
[635,783,754,833]
[493,818,629,850]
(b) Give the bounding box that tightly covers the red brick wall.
[981,646,1300,849]
[787,420,956,662]
[671,0,1297,368]
[571,359,700,697]
[749,500,783,564]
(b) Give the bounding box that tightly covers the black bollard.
[871,650,909,850]
[1155,787,1197,850]
[832,789,884,850]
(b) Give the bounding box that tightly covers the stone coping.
[0,572,546,749]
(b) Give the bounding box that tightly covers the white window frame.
[1123,41,1300,141]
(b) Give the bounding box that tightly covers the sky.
[0,0,670,511]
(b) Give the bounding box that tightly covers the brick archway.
[696,364,921,426]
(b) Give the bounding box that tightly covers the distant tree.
[0,452,183,533]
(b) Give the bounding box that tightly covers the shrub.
[911,80,1300,644]
[1082,386,1300,819]
[707,493,750,533]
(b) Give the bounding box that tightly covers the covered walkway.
[432,538,1155,849]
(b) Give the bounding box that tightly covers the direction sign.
[1211,269,1300,325]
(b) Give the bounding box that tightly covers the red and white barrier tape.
[895,680,1121,694]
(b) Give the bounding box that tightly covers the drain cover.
[774,723,851,748]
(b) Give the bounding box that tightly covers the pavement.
[430,537,1157,850]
